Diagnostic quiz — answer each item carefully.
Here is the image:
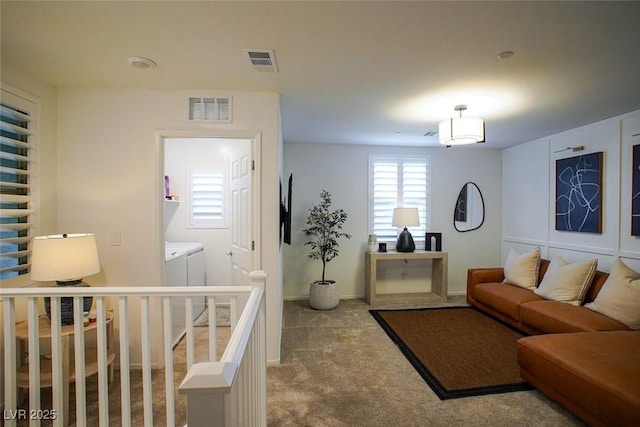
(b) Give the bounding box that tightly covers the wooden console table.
[365,250,448,305]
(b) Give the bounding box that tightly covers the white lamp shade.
[31,233,100,281]
[438,117,485,146]
[392,208,420,227]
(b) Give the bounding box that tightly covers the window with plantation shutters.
[189,168,227,228]
[369,155,430,242]
[1,87,37,279]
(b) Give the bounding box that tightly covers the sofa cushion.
[502,247,541,290]
[517,331,640,426]
[585,258,640,329]
[520,300,631,333]
[534,256,597,305]
[475,282,544,322]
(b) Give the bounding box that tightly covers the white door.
[229,144,253,285]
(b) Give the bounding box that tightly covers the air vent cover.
[188,97,232,123]
[243,49,278,72]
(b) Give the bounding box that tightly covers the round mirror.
[454,182,485,232]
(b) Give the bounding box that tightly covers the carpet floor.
[193,304,231,327]
[370,306,531,399]
[268,298,583,426]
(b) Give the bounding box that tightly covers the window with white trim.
[369,155,430,242]
[1,87,37,279]
[188,168,227,228]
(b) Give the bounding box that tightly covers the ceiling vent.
[243,49,278,72]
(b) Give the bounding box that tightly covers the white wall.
[56,88,283,364]
[283,142,503,299]
[503,110,640,272]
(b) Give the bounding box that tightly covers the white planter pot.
[309,280,339,310]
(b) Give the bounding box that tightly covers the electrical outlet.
[111,232,121,246]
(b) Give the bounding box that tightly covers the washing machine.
[165,242,206,344]
[165,248,187,346]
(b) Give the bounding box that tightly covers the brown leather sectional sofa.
[467,259,640,426]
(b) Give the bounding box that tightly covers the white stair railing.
[179,271,267,427]
[1,270,267,427]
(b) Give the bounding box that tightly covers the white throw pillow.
[534,256,597,305]
[502,247,541,290]
[585,258,640,329]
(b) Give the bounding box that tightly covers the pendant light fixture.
[438,105,485,147]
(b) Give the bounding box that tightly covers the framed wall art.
[633,145,640,236]
[555,151,603,233]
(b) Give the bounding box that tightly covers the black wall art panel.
[454,184,467,222]
[555,152,603,233]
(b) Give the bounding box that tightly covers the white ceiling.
[2,1,640,149]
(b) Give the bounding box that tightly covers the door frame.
[156,129,262,286]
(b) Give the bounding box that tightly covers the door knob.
[225,251,233,256]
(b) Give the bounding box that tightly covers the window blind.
[189,169,227,228]
[369,156,430,241]
[1,88,36,279]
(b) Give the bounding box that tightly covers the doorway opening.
[163,136,255,288]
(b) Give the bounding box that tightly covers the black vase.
[396,227,416,252]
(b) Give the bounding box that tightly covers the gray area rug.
[194,304,231,327]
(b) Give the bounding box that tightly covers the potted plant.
[303,190,351,310]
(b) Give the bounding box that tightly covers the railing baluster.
[208,296,217,361]
[251,334,256,424]
[3,298,17,427]
[27,297,41,427]
[96,297,109,426]
[50,298,66,427]
[74,296,87,427]
[185,296,194,369]
[230,295,238,331]
[118,296,132,426]
[260,302,267,424]
[141,296,153,427]
[163,296,176,425]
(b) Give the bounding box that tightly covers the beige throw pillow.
[534,256,597,305]
[502,247,541,290]
[585,258,640,329]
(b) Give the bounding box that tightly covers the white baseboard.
[283,295,366,301]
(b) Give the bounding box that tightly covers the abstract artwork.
[633,145,640,236]
[555,152,603,233]
[454,184,467,222]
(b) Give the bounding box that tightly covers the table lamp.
[31,233,100,325]
[392,208,420,252]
